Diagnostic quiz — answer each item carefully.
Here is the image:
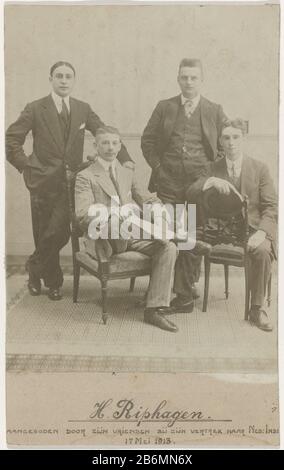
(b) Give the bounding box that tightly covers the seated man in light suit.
[75,126,179,332]
[187,118,277,332]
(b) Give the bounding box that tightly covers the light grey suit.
[75,159,178,308]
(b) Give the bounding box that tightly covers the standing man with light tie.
[141,58,227,312]
[6,61,133,300]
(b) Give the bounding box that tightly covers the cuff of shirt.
[202,177,215,191]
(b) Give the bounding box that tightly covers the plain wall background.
[5,4,279,256]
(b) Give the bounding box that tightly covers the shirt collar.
[226,154,243,170]
[181,93,200,108]
[51,91,70,112]
[97,156,117,173]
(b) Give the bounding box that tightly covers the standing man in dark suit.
[141,58,226,312]
[6,61,132,300]
[187,119,277,331]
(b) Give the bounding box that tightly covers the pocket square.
[79,123,86,130]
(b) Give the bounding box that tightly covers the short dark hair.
[221,118,248,135]
[178,58,203,76]
[50,61,76,77]
[95,126,121,138]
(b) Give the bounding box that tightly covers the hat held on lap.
[202,186,244,218]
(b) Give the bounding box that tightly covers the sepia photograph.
[3,1,280,447]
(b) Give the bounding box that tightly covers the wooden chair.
[65,164,152,324]
[200,189,272,319]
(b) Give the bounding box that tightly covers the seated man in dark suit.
[187,118,277,332]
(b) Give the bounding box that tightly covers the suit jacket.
[141,94,227,192]
[6,94,132,192]
[187,156,278,248]
[75,159,156,256]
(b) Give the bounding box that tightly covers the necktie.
[59,99,70,143]
[184,99,194,118]
[109,165,122,202]
[60,99,69,125]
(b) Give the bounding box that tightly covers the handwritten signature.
[89,399,208,427]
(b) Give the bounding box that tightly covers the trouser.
[128,239,178,308]
[173,250,201,299]
[90,238,178,308]
[249,238,273,307]
[28,187,70,288]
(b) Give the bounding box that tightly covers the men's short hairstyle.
[95,126,121,139]
[178,58,203,75]
[50,61,76,77]
[221,118,248,135]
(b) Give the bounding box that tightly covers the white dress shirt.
[51,91,70,114]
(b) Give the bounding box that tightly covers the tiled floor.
[6,266,278,373]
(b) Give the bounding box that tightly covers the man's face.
[95,133,121,162]
[177,66,203,99]
[220,126,244,161]
[49,65,75,97]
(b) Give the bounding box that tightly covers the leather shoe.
[144,308,178,332]
[249,308,273,332]
[170,296,194,313]
[48,288,63,301]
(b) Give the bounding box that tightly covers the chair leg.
[73,263,80,303]
[129,277,136,292]
[101,278,108,324]
[202,256,211,312]
[224,264,229,299]
[267,273,272,307]
[244,260,250,321]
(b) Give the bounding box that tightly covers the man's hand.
[87,154,97,162]
[145,195,162,205]
[122,161,135,170]
[203,177,235,195]
[247,230,266,250]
